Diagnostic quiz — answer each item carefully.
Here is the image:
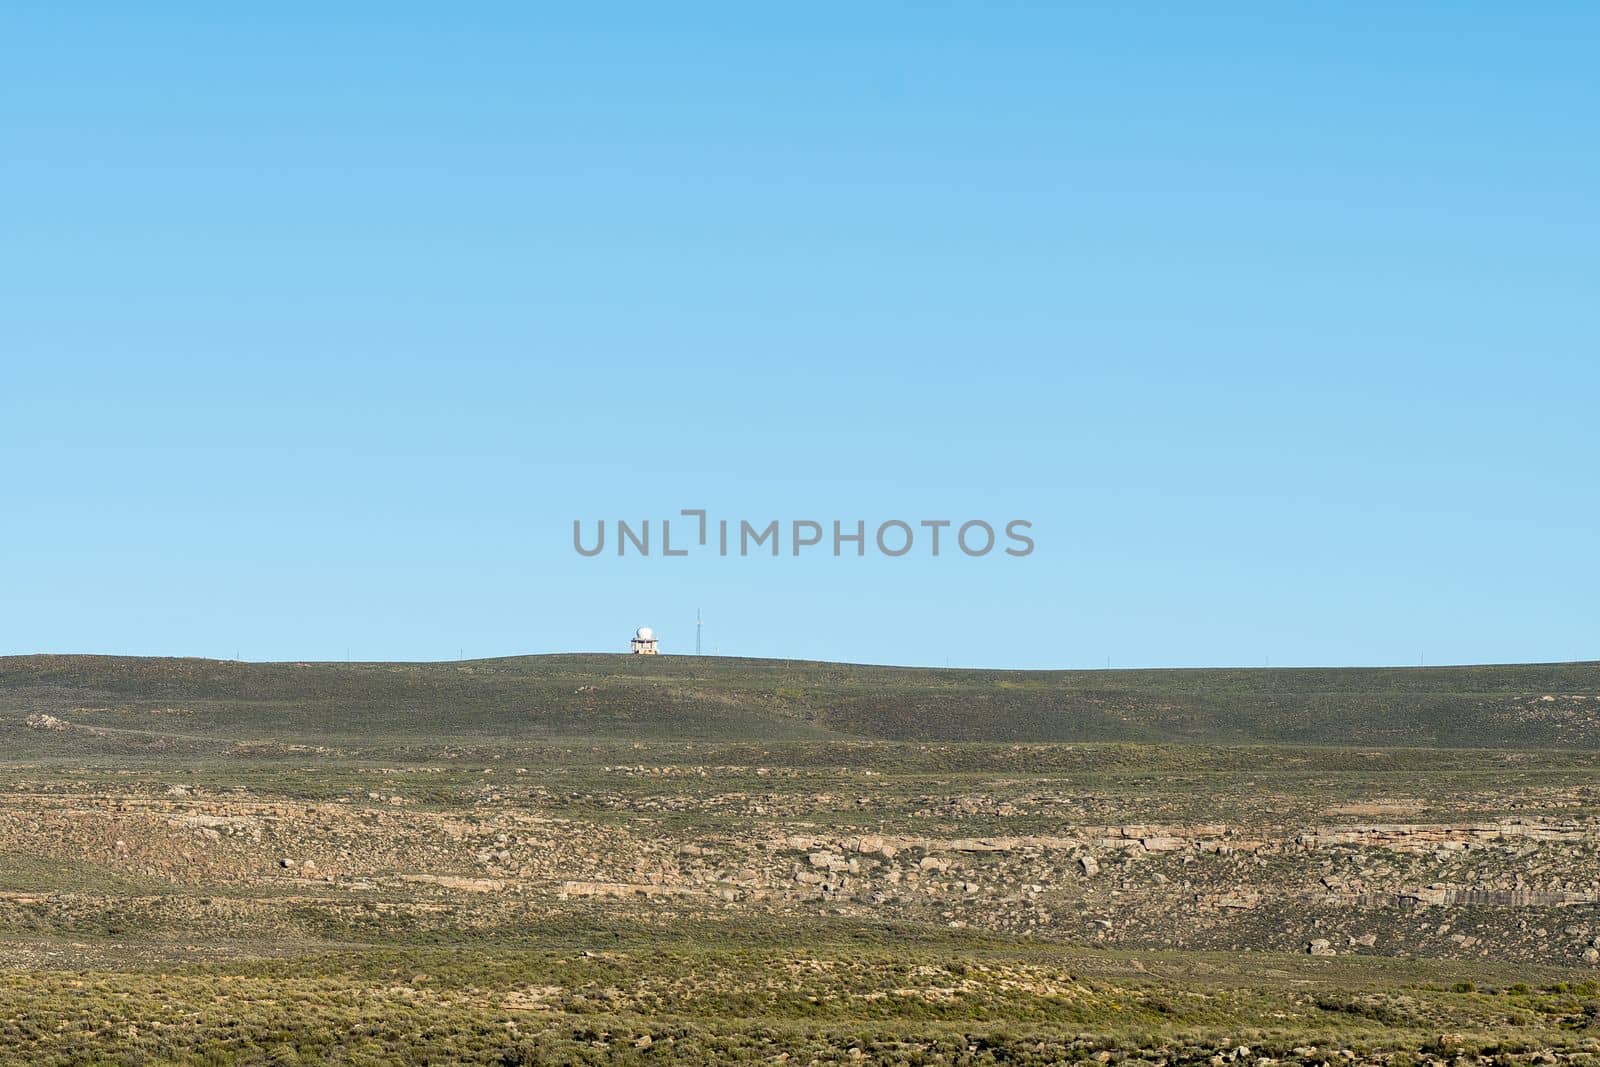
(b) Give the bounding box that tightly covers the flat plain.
[2,654,1598,1065]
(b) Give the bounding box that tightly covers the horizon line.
[4,650,1597,674]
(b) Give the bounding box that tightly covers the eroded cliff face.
[3,760,1598,969]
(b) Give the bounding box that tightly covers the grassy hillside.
[3,652,1599,749]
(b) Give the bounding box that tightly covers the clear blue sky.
[3,5,1597,668]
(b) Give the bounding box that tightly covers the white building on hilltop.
[630,626,659,655]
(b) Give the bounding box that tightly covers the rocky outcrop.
[1300,821,1592,850]
[559,881,701,900]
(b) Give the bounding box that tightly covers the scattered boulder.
[23,713,70,731]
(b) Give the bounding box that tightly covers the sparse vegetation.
[2,654,1599,1062]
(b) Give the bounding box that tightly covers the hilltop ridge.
[4,652,1598,750]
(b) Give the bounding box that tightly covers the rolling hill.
[4,652,1598,750]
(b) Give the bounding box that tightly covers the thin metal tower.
[696,608,703,655]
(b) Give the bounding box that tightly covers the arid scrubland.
[2,655,1599,1064]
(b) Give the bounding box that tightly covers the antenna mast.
[696,607,703,655]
